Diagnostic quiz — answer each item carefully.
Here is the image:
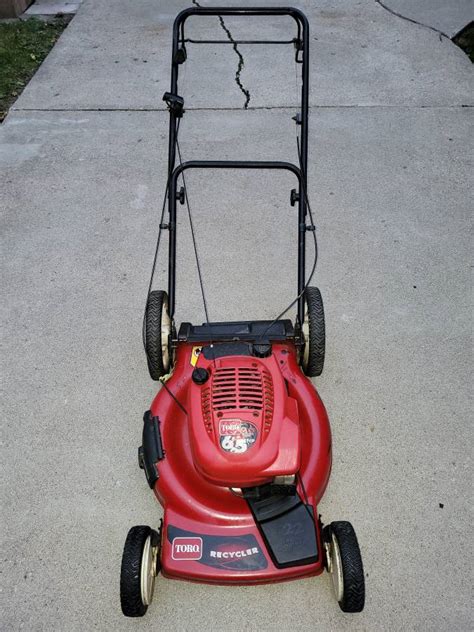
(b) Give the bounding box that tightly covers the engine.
[188,348,301,488]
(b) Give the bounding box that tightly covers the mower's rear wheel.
[323,521,365,613]
[120,525,160,617]
[300,286,325,377]
[145,290,172,380]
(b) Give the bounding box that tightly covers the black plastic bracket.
[290,188,299,206]
[140,411,165,488]
[177,186,185,204]
[294,38,304,63]
[162,92,185,118]
[247,492,318,568]
[178,319,295,343]
[202,342,251,359]
[151,519,163,548]
[243,483,297,499]
[174,46,187,64]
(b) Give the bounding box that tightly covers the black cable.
[142,117,190,415]
[295,132,319,279]
[297,471,316,523]
[258,135,318,341]
[142,118,181,352]
[297,471,310,505]
[160,379,188,415]
[257,59,320,338]
[144,114,215,420]
[175,134,216,363]
[175,138,211,325]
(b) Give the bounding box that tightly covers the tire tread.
[303,287,325,377]
[145,291,168,380]
[328,521,365,613]
[120,525,151,617]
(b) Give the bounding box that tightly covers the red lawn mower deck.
[120,6,365,618]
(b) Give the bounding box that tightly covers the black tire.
[323,521,365,613]
[145,290,171,380]
[301,286,325,377]
[120,525,158,618]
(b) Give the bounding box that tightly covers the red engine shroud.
[188,351,301,487]
[149,341,332,584]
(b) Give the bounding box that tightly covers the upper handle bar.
[173,6,309,38]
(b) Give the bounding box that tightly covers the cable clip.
[292,112,302,125]
[294,38,304,63]
[162,92,185,118]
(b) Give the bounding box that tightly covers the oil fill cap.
[192,367,209,385]
[252,343,272,358]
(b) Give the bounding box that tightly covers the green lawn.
[0,18,67,121]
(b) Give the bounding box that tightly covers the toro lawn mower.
[120,6,365,617]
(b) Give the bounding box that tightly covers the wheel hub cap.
[329,533,344,602]
[161,298,171,371]
[140,535,158,606]
[302,302,310,369]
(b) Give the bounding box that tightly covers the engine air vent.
[201,386,213,434]
[210,366,274,432]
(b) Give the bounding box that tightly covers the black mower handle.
[173,6,309,37]
[166,7,311,325]
[167,161,306,321]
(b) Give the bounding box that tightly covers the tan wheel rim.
[302,300,310,369]
[329,533,344,602]
[161,296,171,372]
[140,535,158,606]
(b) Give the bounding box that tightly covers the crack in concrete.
[191,0,251,108]
[216,15,251,109]
[11,104,473,114]
[375,0,450,40]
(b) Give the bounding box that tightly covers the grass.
[0,17,68,122]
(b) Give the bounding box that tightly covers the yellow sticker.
[190,346,202,367]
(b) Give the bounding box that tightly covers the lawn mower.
[120,6,365,617]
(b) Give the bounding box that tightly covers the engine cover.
[188,349,301,487]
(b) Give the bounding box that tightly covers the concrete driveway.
[1,1,472,630]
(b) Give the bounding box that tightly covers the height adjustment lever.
[162,92,185,118]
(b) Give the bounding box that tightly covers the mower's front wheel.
[300,286,325,377]
[323,521,365,613]
[120,525,160,617]
[145,290,172,380]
